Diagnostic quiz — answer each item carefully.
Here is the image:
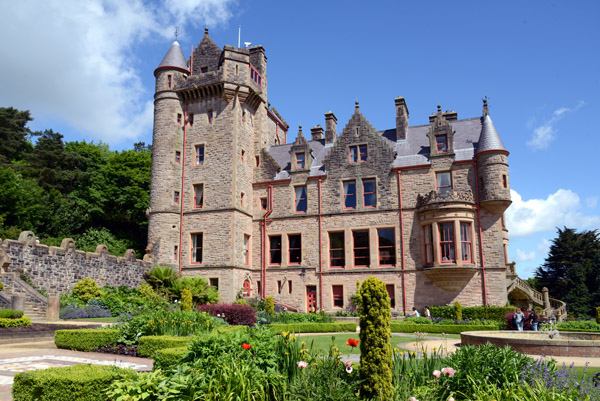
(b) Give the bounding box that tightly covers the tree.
[0,107,33,165]
[535,227,600,317]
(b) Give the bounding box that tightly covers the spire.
[482,97,489,117]
[154,40,190,76]
[476,113,507,155]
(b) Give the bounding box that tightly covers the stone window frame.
[173,191,180,204]
[294,185,308,214]
[175,151,181,164]
[460,222,473,263]
[362,178,377,208]
[288,233,302,265]
[260,197,268,210]
[193,184,204,209]
[243,234,251,266]
[328,231,345,269]
[209,278,219,290]
[195,144,205,166]
[420,214,476,268]
[177,113,182,125]
[188,113,194,127]
[343,180,357,209]
[436,135,448,153]
[423,224,434,265]
[349,144,368,163]
[269,234,282,266]
[352,229,370,268]
[167,74,172,89]
[386,284,396,308]
[173,245,178,262]
[436,171,452,195]
[190,232,203,264]
[332,285,344,308]
[296,152,306,169]
[377,228,396,267]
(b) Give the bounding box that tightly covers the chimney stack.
[324,111,337,144]
[395,97,409,141]
[311,125,324,141]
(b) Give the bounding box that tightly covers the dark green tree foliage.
[0,107,33,165]
[357,277,393,400]
[535,227,600,317]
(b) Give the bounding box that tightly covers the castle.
[146,29,537,314]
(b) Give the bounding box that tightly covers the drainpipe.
[473,160,488,305]
[318,178,323,311]
[261,185,273,299]
[178,101,188,278]
[397,170,407,316]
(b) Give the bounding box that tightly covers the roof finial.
[355,101,359,110]
[437,105,442,113]
[482,96,489,117]
[298,125,303,136]
[174,26,179,41]
[204,27,209,35]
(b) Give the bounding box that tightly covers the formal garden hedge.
[269,322,356,333]
[0,316,31,327]
[391,322,501,334]
[12,364,136,401]
[429,305,514,321]
[0,308,24,319]
[137,335,191,358]
[153,346,188,371]
[54,329,120,351]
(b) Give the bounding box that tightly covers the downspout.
[318,178,323,311]
[473,160,488,305]
[397,170,407,316]
[261,185,273,299]
[178,101,188,278]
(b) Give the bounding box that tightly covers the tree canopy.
[0,107,151,257]
[535,227,600,318]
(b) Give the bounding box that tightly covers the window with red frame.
[436,135,448,153]
[349,146,358,162]
[191,233,203,263]
[173,245,178,261]
[439,222,455,263]
[349,145,367,162]
[207,110,213,124]
[295,186,307,213]
[343,181,356,209]
[177,113,182,124]
[167,75,172,89]
[188,113,194,126]
[386,284,396,308]
[436,172,452,195]
[460,222,472,262]
[296,153,305,169]
[194,184,203,208]
[250,65,262,87]
[174,191,180,204]
[332,285,344,308]
[288,234,301,264]
[363,179,376,208]
[329,232,345,268]
[353,230,370,267]
[269,235,281,265]
[243,234,250,265]
[260,197,268,210]
[195,145,204,165]
[378,228,396,266]
[424,224,434,265]
[359,145,367,161]
[175,151,181,164]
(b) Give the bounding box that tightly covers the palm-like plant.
[145,265,177,290]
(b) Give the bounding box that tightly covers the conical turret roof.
[475,114,508,155]
[154,40,189,76]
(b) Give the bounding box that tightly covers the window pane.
[344,181,356,208]
[270,236,281,264]
[386,284,396,308]
[437,172,451,195]
[359,145,367,161]
[192,233,203,263]
[439,222,455,262]
[295,186,307,212]
[378,228,395,266]
[332,285,344,307]
[350,146,358,162]
[436,135,447,152]
[194,185,203,208]
[289,234,301,264]
[353,230,370,266]
[329,232,345,267]
[460,222,472,262]
[363,179,376,207]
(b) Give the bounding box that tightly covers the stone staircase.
[506,263,567,321]
[0,272,48,321]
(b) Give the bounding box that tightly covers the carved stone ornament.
[416,189,474,208]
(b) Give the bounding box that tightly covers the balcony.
[416,189,474,212]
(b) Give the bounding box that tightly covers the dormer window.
[296,153,305,169]
[436,172,452,195]
[436,135,447,153]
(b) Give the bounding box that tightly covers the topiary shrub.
[137,335,191,358]
[265,296,275,315]
[12,364,136,401]
[356,277,393,400]
[0,316,31,327]
[153,346,188,371]
[54,329,120,351]
[597,306,600,324]
[181,288,193,311]
[72,278,102,303]
[454,301,463,321]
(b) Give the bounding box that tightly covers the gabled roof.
[154,40,190,76]
[475,114,508,155]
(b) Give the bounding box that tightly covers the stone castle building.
[147,29,536,314]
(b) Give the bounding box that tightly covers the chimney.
[395,97,409,141]
[311,125,324,141]
[324,111,337,144]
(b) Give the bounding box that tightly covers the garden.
[2,272,600,400]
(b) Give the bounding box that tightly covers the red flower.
[241,343,252,350]
[346,338,359,347]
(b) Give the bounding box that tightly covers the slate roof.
[154,41,190,76]
[265,116,488,177]
[475,115,507,155]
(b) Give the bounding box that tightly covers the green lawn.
[296,333,422,354]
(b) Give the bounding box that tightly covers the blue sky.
[1,1,599,278]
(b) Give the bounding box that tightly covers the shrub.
[268,310,335,324]
[0,316,31,327]
[12,364,136,401]
[145,265,177,290]
[556,320,600,331]
[105,370,166,401]
[153,346,188,371]
[390,322,500,334]
[0,309,24,319]
[454,301,463,321]
[59,303,111,319]
[181,288,193,311]
[137,335,192,358]
[54,329,120,351]
[198,303,256,326]
[171,276,219,305]
[265,296,275,315]
[72,278,102,303]
[233,298,250,306]
[356,277,393,400]
[597,306,600,324]
[269,322,356,333]
[430,305,514,321]
[0,280,3,291]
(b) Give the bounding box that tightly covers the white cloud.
[0,0,235,146]
[586,196,599,209]
[537,238,551,256]
[515,248,536,262]
[506,188,600,237]
[526,101,584,150]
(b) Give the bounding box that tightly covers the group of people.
[512,307,539,331]
[410,306,431,318]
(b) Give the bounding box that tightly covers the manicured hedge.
[0,316,31,327]
[153,346,188,371]
[12,364,136,401]
[0,308,24,319]
[54,329,120,352]
[391,322,501,334]
[269,322,356,333]
[137,335,191,358]
[429,305,515,321]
